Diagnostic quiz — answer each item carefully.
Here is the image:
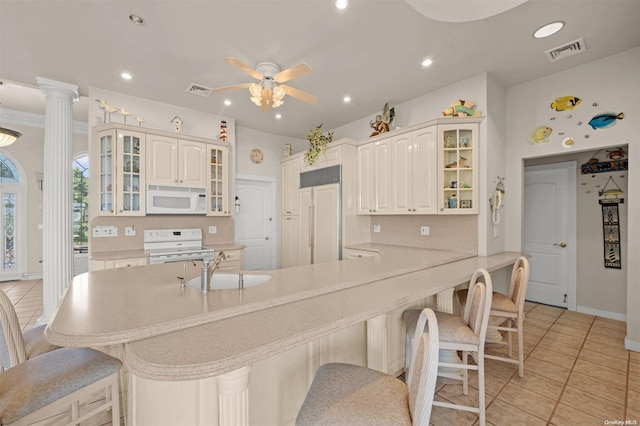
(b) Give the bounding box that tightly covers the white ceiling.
[1,0,639,139]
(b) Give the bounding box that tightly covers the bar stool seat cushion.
[296,362,411,426]
[22,325,60,358]
[0,347,122,425]
[404,310,479,346]
[458,289,518,314]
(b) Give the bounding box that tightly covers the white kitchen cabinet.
[438,121,479,214]
[282,215,304,268]
[95,128,145,216]
[281,156,301,215]
[343,248,380,260]
[391,126,437,214]
[357,138,392,214]
[146,135,207,188]
[215,248,244,273]
[207,145,230,216]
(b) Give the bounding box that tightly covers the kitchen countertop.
[47,244,525,380]
[89,242,244,261]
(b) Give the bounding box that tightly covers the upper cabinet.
[207,145,230,216]
[146,135,207,187]
[281,156,301,216]
[96,128,145,216]
[437,121,479,214]
[357,138,392,214]
[93,123,230,217]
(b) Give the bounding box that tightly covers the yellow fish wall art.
[528,126,553,144]
[551,96,582,112]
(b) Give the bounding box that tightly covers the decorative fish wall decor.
[528,126,552,144]
[551,96,582,111]
[588,112,624,129]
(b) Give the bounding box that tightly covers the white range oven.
[143,228,214,265]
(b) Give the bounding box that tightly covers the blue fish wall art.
[588,112,624,130]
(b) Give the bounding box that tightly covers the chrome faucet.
[177,260,197,289]
[200,251,226,293]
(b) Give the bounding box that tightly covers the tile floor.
[2,279,639,425]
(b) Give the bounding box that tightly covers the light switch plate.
[420,226,430,236]
[209,226,217,234]
[125,226,136,236]
[373,224,381,233]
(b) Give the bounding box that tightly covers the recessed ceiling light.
[275,113,282,119]
[129,14,145,25]
[335,0,348,10]
[121,72,132,80]
[533,21,564,38]
[343,96,351,103]
[224,99,231,106]
[422,58,433,67]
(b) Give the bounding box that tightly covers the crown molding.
[0,108,88,134]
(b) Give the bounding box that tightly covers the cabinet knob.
[408,209,411,212]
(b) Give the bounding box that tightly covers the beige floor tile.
[554,317,593,331]
[626,407,640,423]
[593,317,627,332]
[486,399,547,426]
[538,335,583,357]
[630,351,640,363]
[579,347,628,373]
[628,388,640,412]
[560,385,625,420]
[522,322,548,337]
[573,358,627,384]
[524,301,538,312]
[468,369,509,397]
[483,358,518,381]
[524,357,571,384]
[550,402,606,425]
[531,304,565,317]
[496,381,556,420]
[436,381,492,409]
[508,370,564,400]
[590,325,628,340]
[567,371,626,404]
[549,322,589,339]
[528,346,576,370]
[559,310,595,324]
[582,339,629,360]
[430,395,478,426]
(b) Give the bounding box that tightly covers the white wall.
[504,48,640,350]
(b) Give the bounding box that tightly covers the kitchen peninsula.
[46,246,525,426]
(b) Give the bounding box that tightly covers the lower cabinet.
[343,248,380,260]
[89,257,148,271]
[216,248,244,273]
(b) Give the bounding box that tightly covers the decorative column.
[367,313,388,373]
[217,366,251,426]
[36,77,78,324]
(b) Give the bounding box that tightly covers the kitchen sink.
[187,273,271,290]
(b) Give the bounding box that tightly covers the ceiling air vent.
[186,83,212,98]
[545,38,586,62]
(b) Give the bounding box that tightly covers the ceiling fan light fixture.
[0,127,22,147]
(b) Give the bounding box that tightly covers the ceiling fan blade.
[211,82,253,93]
[261,88,273,111]
[224,57,264,80]
[274,63,312,83]
[280,84,318,105]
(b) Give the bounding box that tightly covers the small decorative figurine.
[171,116,183,133]
[369,103,395,137]
[219,120,228,141]
[442,100,481,117]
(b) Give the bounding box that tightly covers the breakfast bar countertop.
[46,244,474,347]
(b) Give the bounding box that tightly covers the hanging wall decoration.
[599,176,624,269]
[581,147,628,174]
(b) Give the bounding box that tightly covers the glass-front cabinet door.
[95,129,145,216]
[207,145,229,216]
[437,121,479,214]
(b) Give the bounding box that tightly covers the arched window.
[73,155,89,251]
[0,153,21,274]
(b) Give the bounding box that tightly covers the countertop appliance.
[299,165,342,264]
[144,228,214,265]
[146,184,207,215]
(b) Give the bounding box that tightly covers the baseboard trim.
[625,337,640,353]
[576,305,626,321]
[22,273,43,281]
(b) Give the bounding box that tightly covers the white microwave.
[146,184,207,215]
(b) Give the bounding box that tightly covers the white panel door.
[235,179,275,270]
[312,184,340,264]
[524,162,576,308]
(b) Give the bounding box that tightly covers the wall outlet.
[125,226,136,236]
[373,224,381,233]
[92,226,118,238]
[209,225,217,234]
[420,226,430,236]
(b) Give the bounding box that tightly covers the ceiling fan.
[212,58,318,111]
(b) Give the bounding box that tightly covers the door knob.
[265,236,270,240]
[554,242,567,248]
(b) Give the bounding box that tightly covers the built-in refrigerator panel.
[300,165,342,264]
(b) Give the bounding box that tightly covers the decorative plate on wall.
[250,148,264,164]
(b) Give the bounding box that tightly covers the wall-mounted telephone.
[490,177,505,225]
